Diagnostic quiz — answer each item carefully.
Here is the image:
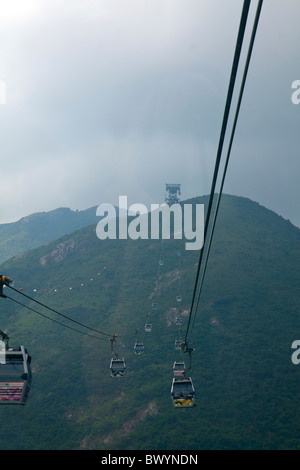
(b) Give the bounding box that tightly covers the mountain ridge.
[0,194,300,450]
[0,203,137,265]
[0,205,100,264]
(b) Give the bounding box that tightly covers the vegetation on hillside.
[0,195,300,450]
[0,206,99,264]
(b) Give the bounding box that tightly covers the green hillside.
[0,206,99,264]
[0,194,300,450]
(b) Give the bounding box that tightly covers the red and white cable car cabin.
[0,344,32,406]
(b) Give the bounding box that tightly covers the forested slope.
[0,194,300,450]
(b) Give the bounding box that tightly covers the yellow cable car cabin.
[174,339,183,350]
[170,377,195,408]
[134,342,144,355]
[110,357,126,377]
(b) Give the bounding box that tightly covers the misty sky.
[0,0,299,227]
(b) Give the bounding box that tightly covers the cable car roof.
[171,377,195,396]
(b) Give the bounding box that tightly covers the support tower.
[165,184,181,205]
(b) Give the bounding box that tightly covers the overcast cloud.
[0,0,299,227]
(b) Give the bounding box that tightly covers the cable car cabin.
[176,296,182,302]
[134,342,144,355]
[170,377,195,408]
[175,317,182,326]
[145,323,152,333]
[110,358,126,377]
[173,361,186,377]
[0,345,32,406]
[159,260,163,266]
[152,302,158,310]
[175,339,183,350]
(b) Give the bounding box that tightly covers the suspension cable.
[6,294,109,342]
[184,0,252,343]
[7,284,112,338]
[187,0,264,340]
